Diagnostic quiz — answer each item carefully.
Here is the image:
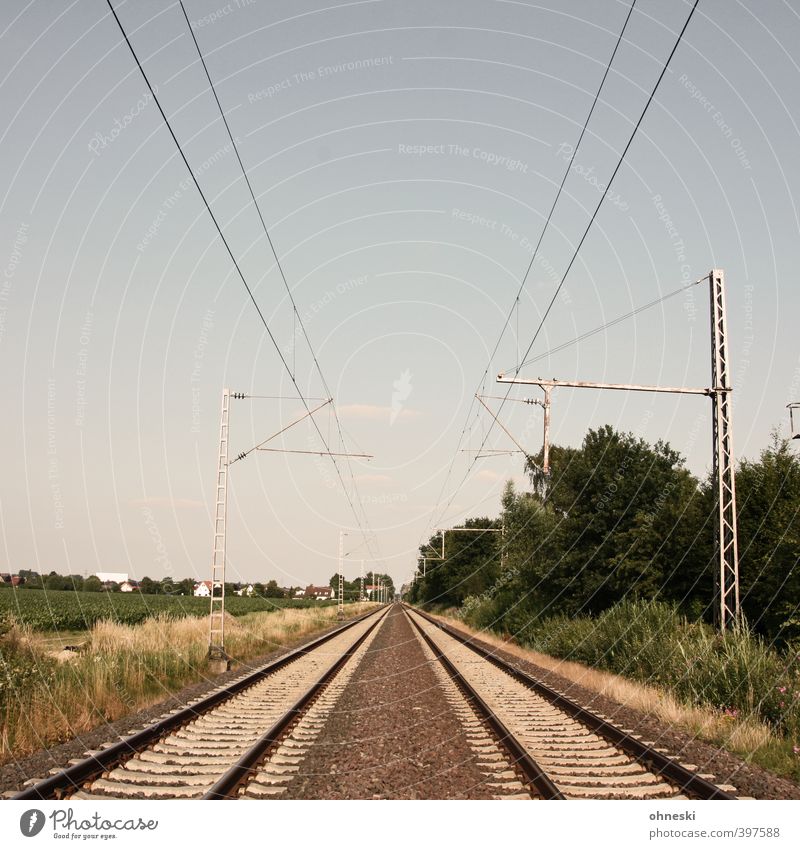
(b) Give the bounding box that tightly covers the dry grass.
[430,610,775,756]
[0,603,376,765]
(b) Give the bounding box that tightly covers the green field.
[0,587,334,632]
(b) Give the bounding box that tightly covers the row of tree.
[407,425,800,643]
[5,572,293,598]
[329,571,396,600]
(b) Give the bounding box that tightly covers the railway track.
[405,606,738,800]
[13,605,389,801]
[10,603,742,800]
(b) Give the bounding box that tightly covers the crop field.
[0,588,332,632]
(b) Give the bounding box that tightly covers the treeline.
[407,425,800,643]
[4,572,293,598]
[329,571,396,599]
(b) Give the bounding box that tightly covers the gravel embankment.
[284,605,508,799]
[426,613,800,801]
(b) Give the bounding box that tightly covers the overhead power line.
[104,0,380,559]
[422,0,640,537]
[174,0,380,555]
[509,274,708,372]
[426,0,701,535]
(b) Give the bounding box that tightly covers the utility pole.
[788,403,799,440]
[338,530,347,619]
[208,388,231,670]
[206,393,370,662]
[496,269,740,629]
[709,269,739,630]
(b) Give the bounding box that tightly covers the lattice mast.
[710,269,740,629]
[209,388,231,660]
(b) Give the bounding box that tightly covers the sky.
[1,0,799,591]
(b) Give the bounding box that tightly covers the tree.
[735,433,800,640]
[523,425,709,616]
[45,573,67,591]
[138,576,158,594]
[264,580,284,598]
[83,575,102,592]
[177,578,195,596]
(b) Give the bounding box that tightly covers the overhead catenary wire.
[175,0,381,552]
[104,0,380,561]
[426,0,701,536]
[508,274,709,373]
[421,0,641,538]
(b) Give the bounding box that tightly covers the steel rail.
[13,605,388,801]
[406,606,736,801]
[405,608,564,799]
[204,605,390,798]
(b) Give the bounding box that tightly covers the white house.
[193,581,212,597]
[119,581,138,593]
[96,572,128,585]
[235,584,255,597]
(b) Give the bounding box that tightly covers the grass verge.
[0,603,375,765]
[445,599,800,784]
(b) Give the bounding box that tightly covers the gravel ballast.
[0,612,370,797]
[283,605,511,799]
[425,612,800,801]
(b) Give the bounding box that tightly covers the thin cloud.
[355,473,393,484]
[339,404,422,421]
[129,497,204,509]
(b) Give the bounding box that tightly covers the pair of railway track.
[12,603,738,800]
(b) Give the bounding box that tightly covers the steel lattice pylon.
[208,388,230,660]
[710,269,740,629]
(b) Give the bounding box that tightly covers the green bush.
[471,597,800,737]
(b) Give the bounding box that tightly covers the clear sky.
[1,0,798,591]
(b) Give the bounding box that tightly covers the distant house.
[234,584,255,597]
[294,588,305,598]
[194,581,212,597]
[1,574,27,586]
[303,585,333,600]
[96,572,128,585]
[119,581,139,593]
